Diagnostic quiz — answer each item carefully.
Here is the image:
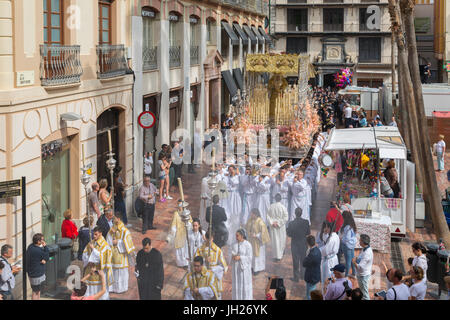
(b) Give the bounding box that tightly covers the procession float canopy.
[230,53,320,157]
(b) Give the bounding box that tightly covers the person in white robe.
[266,194,289,261]
[289,170,312,223]
[239,167,255,226]
[271,169,290,210]
[184,256,219,300]
[166,207,192,268]
[188,218,206,264]
[224,165,242,246]
[231,229,253,300]
[199,176,211,228]
[106,212,136,293]
[254,175,272,224]
[245,208,270,275]
[319,221,340,293]
[82,227,113,300]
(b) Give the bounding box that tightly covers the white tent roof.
[324,126,407,159]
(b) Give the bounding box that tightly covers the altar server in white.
[319,221,340,293]
[266,194,289,261]
[289,170,312,223]
[231,229,254,300]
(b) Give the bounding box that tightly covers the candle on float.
[212,147,216,171]
[82,143,85,167]
[107,130,112,152]
[178,178,184,202]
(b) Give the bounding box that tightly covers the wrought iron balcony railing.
[190,46,199,65]
[96,44,128,79]
[287,24,308,32]
[169,46,181,68]
[40,45,83,86]
[143,46,158,71]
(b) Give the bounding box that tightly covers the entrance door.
[97,108,121,185]
[323,73,336,89]
[41,139,70,244]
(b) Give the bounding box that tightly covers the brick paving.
[57,158,447,300]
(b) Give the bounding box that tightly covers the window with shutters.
[43,0,63,45]
[323,8,344,32]
[286,37,307,54]
[99,1,113,45]
[359,37,381,62]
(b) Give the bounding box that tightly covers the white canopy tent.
[324,126,407,159]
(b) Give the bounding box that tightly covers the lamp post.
[80,144,92,241]
[106,151,116,213]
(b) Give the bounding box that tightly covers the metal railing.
[143,46,158,71]
[96,44,128,79]
[323,23,344,32]
[287,0,307,3]
[287,24,308,32]
[40,45,82,86]
[219,0,267,15]
[190,46,199,65]
[169,46,181,68]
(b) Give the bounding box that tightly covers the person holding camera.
[323,264,352,300]
[0,244,21,300]
[26,233,50,300]
[352,234,373,300]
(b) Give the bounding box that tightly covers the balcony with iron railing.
[96,44,128,79]
[169,46,181,68]
[287,24,308,32]
[40,45,83,87]
[143,46,158,71]
[323,23,344,32]
[190,46,199,65]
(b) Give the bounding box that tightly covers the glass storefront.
[41,139,70,245]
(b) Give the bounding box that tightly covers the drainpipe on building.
[126,67,137,217]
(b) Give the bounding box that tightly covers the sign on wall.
[142,7,155,18]
[16,71,35,87]
[138,111,156,129]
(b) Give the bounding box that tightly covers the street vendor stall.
[324,126,416,249]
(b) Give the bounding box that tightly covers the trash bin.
[425,242,440,283]
[43,244,59,293]
[437,249,450,293]
[57,238,73,278]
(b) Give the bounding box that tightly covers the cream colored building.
[271,0,394,88]
[0,0,136,298]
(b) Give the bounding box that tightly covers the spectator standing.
[114,174,130,227]
[343,104,353,128]
[389,116,397,127]
[352,234,373,300]
[144,152,154,178]
[434,134,446,172]
[78,216,94,260]
[411,242,428,283]
[136,237,164,300]
[96,206,114,239]
[409,266,427,300]
[61,209,78,240]
[98,179,112,214]
[359,114,367,127]
[171,140,183,186]
[139,176,158,234]
[340,211,357,277]
[382,269,410,300]
[0,244,21,300]
[303,235,321,300]
[88,182,101,224]
[26,233,49,300]
[323,264,352,300]
[286,207,310,282]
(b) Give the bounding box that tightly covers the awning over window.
[258,27,272,45]
[233,68,244,91]
[233,23,249,46]
[252,26,265,43]
[221,70,238,101]
[243,25,257,45]
[221,21,240,46]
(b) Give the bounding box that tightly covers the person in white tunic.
[266,194,289,261]
[199,176,211,228]
[289,170,312,223]
[319,221,340,293]
[188,218,206,264]
[239,167,255,226]
[231,229,254,300]
[82,227,113,300]
[224,165,242,246]
[271,169,290,210]
[254,175,272,224]
[106,212,136,293]
[245,208,270,275]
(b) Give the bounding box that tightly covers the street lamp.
[106,151,116,213]
[80,165,91,241]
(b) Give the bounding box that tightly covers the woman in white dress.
[231,229,253,300]
[319,221,339,293]
[188,218,206,263]
[225,166,242,245]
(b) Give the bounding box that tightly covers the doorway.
[323,73,336,89]
[41,139,70,244]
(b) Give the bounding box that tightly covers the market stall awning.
[233,23,249,46]
[324,126,407,159]
[221,21,240,46]
[233,68,244,91]
[258,27,272,45]
[252,26,265,43]
[221,70,238,100]
[243,25,257,45]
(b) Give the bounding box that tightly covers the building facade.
[270,0,394,88]
[131,0,270,178]
[0,0,136,297]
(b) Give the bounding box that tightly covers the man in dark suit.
[205,195,228,248]
[136,237,164,300]
[303,235,321,300]
[286,207,310,282]
[96,206,114,239]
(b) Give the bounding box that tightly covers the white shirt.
[435,140,446,153]
[412,255,428,282]
[386,283,410,300]
[409,280,427,300]
[344,106,353,118]
[144,156,153,175]
[356,246,373,277]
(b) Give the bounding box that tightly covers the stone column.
[158,17,170,146]
[204,79,210,129]
[0,0,14,90]
[199,21,207,135]
[181,19,191,142]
